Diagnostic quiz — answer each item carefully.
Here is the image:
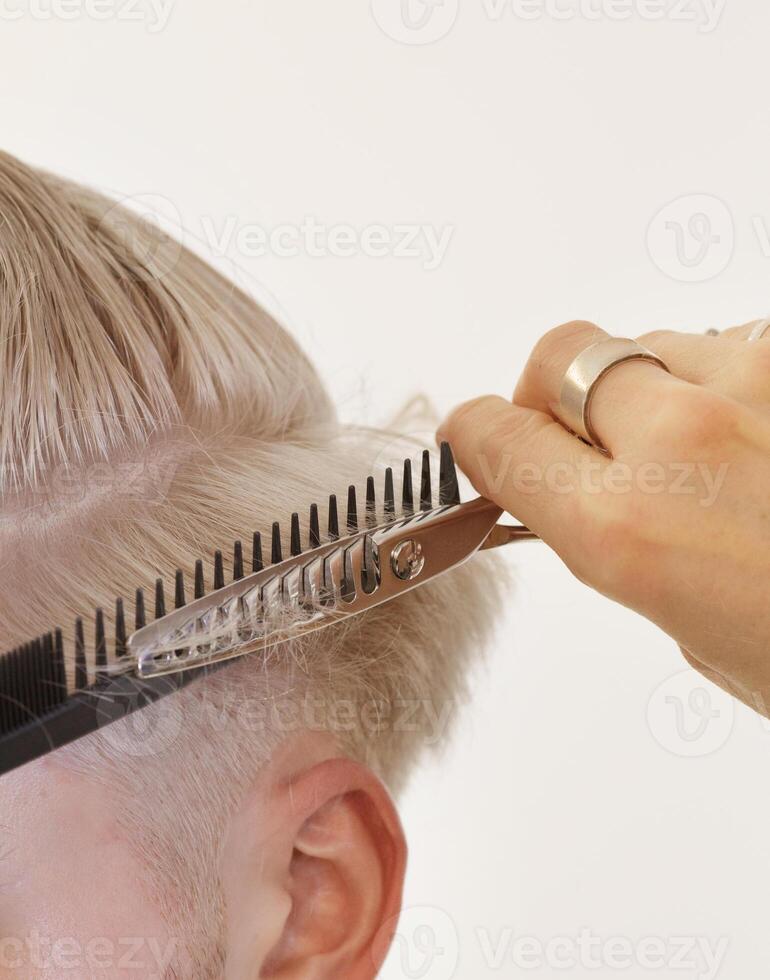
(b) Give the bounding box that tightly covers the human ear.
[220,734,407,980]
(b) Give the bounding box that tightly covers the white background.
[3,1,770,977]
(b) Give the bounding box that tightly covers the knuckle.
[530,319,601,366]
[637,329,673,350]
[479,404,538,462]
[444,396,495,440]
[443,396,521,488]
[642,384,742,458]
[726,343,770,401]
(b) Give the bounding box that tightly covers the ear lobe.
[221,744,406,980]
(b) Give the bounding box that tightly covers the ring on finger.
[559,338,670,453]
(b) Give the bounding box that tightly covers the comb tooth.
[233,541,244,580]
[214,551,225,590]
[174,570,186,608]
[39,638,53,712]
[366,476,377,528]
[10,643,21,718]
[328,494,339,541]
[74,618,88,690]
[31,639,43,714]
[154,578,166,619]
[95,608,107,672]
[49,632,65,707]
[47,632,64,706]
[384,467,395,520]
[14,644,28,726]
[20,643,35,722]
[18,644,32,724]
[16,646,29,727]
[271,522,283,564]
[10,644,21,712]
[309,503,321,548]
[420,449,432,511]
[13,646,28,728]
[290,513,302,556]
[0,650,14,731]
[23,644,35,722]
[402,458,414,516]
[30,638,43,714]
[0,651,8,731]
[38,636,52,711]
[53,629,67,690]
[171,571,186,659]
[0,651,7,731]
[135,588,146,630]
[4,647,20,730]
[45,634,59,709]
[194,560,205,599]
[12,645,25,727]
[439,441,461,506]
[8,646,19,723]
[114,599,127,658]
[347,485,358,533]
[28,641,41,716]
[251,533,263,573]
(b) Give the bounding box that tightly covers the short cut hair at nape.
[0,151,502,977]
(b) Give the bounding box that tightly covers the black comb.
[0,444,463,778]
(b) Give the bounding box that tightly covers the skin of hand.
[438,319,770,714]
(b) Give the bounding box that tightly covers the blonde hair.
[0,150,501,977]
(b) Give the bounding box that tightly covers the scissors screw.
[391,539,425,581]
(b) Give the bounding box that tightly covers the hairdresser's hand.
[439,320,770,714]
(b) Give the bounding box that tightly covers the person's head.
[0,151,499,978]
